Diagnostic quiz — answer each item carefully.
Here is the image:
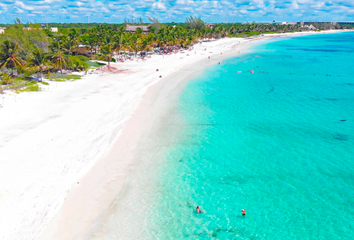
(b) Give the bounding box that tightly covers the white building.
[51,27,58,32]
[0,27,6,34]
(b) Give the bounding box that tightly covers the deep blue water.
[146,32,354,239]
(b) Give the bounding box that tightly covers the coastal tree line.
[1,17,353,91]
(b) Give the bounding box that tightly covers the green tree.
[29,50,48,81]
[0,72,13,85]
[0,19,49,59]
[68,55,89,73]
[101,45,114,68]
[0,40,23,75]
[51,51,69,73]
[185,16,205,30]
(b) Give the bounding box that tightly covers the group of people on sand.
[196,206,246,216]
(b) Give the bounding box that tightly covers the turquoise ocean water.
[92,33,354,240]
[142,32,354,239]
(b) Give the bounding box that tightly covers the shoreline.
[0,29,348,240]
[38,36,259,240]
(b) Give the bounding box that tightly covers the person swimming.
[196,206,203,213]
[242,209,246,216]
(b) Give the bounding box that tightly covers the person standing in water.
[196,206,203,213]
[242,209,246,216]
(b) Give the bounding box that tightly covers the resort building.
[125,24,150,33]
[0,27,6,34]
[51,27,58,32]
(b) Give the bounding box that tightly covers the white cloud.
[15,1,34,10]
[153,1,166,10]
[292,1,300,9]
[15,8,24,13]
[0,0,352,24]
[177,0,194,4]
[101,7,110,13]
[212,1,219,8]
[43,0,61,3]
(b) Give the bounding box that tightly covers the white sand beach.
[0,30,346,240]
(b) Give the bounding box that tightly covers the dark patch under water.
[325,97,340,101]
[267,85,275,93]
[333,133,349,141]
[185,228,238,238]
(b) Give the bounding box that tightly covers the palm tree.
[62,37,77,55]
[132,34,144,56]
[51,51,69,73]
[119,33,134,55]
[49,41,61,53]
[83,35,98,54]
[140,38,153,55]
[0,40,23,75]
[29,50,48,81]
[112,34,126,57]
[68,55,89,73]
[101,45,114,69]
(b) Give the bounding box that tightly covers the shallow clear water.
[90,33,354,240]
[144,33,354,239]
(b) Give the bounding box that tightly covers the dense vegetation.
[1,17,353,92]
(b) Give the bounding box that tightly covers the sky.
[0,0,353,24]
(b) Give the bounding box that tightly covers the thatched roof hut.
[303,24,317,30]
[308,24,317,30]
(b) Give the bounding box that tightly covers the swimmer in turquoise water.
[196,206,203,213]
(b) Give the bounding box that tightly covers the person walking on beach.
[196,206,203,213]
[242,209,246,216]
